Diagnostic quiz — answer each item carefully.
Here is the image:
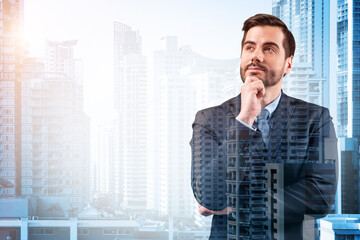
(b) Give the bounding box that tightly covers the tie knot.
[258,109,270,121]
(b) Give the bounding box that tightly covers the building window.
[78,228,89,235]
[336,235,355,240]
[30,228,55,235]
[103,228,117,235]
[118,228,132,235]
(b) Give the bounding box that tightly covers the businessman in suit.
[191,14,338,239]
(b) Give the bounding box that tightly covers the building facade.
[92,117,122,206]
[0,0,24,198]
[337,0,360,214]
[272,0,331,107]
[150,36,239,221]
[0,0,90,209]
[113,22,147,211]
[320,214,360,240]
[18,41,90,208]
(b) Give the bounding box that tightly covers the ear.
[284,55,293,75]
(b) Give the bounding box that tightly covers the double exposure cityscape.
[0,0,359,239]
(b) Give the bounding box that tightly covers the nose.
[251,48,264,63]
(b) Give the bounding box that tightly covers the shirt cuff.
[236,118,256,131]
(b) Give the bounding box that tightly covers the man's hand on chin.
[198,204,232,217]
[236,76,265,126]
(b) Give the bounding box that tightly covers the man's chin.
[248,72,263,77]
[240,71,266,83]
[243,72,264,80]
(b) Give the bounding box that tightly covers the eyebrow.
[243,40,280,50]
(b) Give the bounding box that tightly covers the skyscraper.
[0,0,90,215]
[113,22,147,211]
[17,41,90,208]
[92,117,122,206]
[272,0,331,107]
[0,0,24,197]
[273,0,341,215]
[337,0,360,214]
[149,36,239,219]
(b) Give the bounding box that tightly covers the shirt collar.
[254,92,281,122]
[264,92,281,119]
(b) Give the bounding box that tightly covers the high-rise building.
[0,0,24,197]
[92,117,122,206]
[282,63,324,106]
[16,41,90,208]
[93,123,114,194]
[272,0,342,215]
[337,0,360,140]
[149,36,239,219]
[113,22,147,211]
[272,0,332,107]
[340,138,359,213]
[0,0,89,212]
[337,0,360,214]
[147,36,182,215]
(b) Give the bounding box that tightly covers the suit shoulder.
[195,95,238,117]
[287,95,328,112]
[193,95,238,127]
[286,95,331,122]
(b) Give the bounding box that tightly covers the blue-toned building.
[319,214,360,239]
[191,97,338,239]
[337,0,360,214]
[272,0,332,108]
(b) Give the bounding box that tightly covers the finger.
[213,206,232,215]
[248,80,265,96]
[199,211,213,217]
[258,85,265,98]
[244,76,260,84]
[254,81,265,98]
[198,206,211,214]
[199,209,213,216]
[198,206,214,216]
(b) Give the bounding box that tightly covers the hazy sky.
[24,0,272,121]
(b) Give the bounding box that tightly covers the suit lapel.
[225,91,297,162]
[227,93,241,118]
[269,92,296,161]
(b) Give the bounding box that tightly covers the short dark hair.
[241,14,296,58]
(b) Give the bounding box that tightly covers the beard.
[240,62,283,87]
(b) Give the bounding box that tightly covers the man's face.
[240,26,293,87]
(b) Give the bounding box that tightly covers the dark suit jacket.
[190,92,338,240]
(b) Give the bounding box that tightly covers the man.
[191,14,338,240]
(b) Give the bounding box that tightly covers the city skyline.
[1,0,359,239]
[23,0,272,123]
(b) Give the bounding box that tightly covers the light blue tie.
[257,109,270,148]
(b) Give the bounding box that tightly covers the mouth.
[245,63,267,73]
[247,67,264,72]
[246,68,265,76]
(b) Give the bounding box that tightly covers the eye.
[265,47,275,52]
[245,46,254,51]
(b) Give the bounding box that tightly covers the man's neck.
[261,84,282,108]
